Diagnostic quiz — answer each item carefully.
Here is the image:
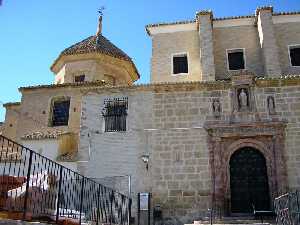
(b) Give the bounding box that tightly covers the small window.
[289,46,300,67]
[173,54,188,74]
[50,98,70,127]
[74,75,85,82]
[102,97,128,132]
[227,49,245,70]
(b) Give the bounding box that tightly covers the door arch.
[229,147,270,213]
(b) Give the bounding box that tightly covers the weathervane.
[96,6,105,36]
[98,6,105,16]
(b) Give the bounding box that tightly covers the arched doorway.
[230,147,270,213]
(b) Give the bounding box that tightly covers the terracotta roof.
[273,11,300,16]
[51,34,140,78]
[19,80,107,91]
[213,15,255,21]
[3,102,21,107]
[21,130,64,140]
[61,35,131,60]
[146,9,300,30]
[146,19,196,28]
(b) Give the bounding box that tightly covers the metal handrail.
[0,135,131,225]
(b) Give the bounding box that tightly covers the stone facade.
[147,7,300,82]
[77,74,300,222]
[2,103,21,140]
[53,54,136,85]
[1,6,300,225]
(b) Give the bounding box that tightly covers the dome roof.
[51,34,139,79]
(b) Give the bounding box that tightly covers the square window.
[102,98,128,132]
[51,100,70,126]
[74,75,85,82]
[289,46,300,67]
[173,54,188,74]
[227,50,245,70]
[102,97,128,132]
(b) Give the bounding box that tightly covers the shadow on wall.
[0,104,4,134]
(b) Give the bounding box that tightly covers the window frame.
[288,44,300,67]
[102,97,128,133]
[226,48,247,71]
[171,52,189,76]
[49,96,71,127]
[74,74,86,83]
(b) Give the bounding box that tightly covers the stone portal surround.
[205,122,287,215]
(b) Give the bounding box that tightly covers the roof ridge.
[97,34,131,60]
[61,36,94,55]
[146,10,300,28]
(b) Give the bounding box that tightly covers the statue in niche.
[267,96,276,115]
[212,99,221,118]
[238,88,249,111]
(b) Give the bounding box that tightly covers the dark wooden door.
[230,147,270,213]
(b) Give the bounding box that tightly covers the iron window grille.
[51,99,70,127]
[74,75,85,82]
[102,97,128,132]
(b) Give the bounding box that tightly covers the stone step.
[186,224,273,225]
[190,218,276,225]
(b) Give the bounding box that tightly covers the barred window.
[74,75,85,82]
[102,97,128,132]
[50,98,70,127]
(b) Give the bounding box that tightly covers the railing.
[0,135,131,225]
[274,190,300,225]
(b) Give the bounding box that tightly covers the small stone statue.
[267,96,276,115]
[212,99,221,118]
[239,88,248,111]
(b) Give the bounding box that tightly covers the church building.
[2,5,300,223]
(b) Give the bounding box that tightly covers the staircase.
[185,217,276,225]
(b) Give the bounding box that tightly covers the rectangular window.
[102,97,128,132]
[289,46,300,67]
[51,100,70,126]
[74,75,85,82]
[227,49,245,70]
[173,54,188,74]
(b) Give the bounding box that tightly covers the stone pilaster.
[256,6,282,77]
[196,10,215,81]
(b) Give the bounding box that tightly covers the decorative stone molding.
[204,121,287,215]
[212,98,221,118]
[230,72,259,123]
[267,96,276,115]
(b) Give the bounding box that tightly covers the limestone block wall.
[62,60,129,85]
[79,83,232,220]
[79,90,154,213]
[213,25,264,79]
[274,22,300,75]
[254,80,300,190]
[15,88,83,141]
[54,58,132,85]
[151,31,202,83]
[2,104,21,140]
[148,13,300,83]
[150,87,231,218]
[257,8,282,77]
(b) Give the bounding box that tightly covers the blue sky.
[0,0,299,121]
